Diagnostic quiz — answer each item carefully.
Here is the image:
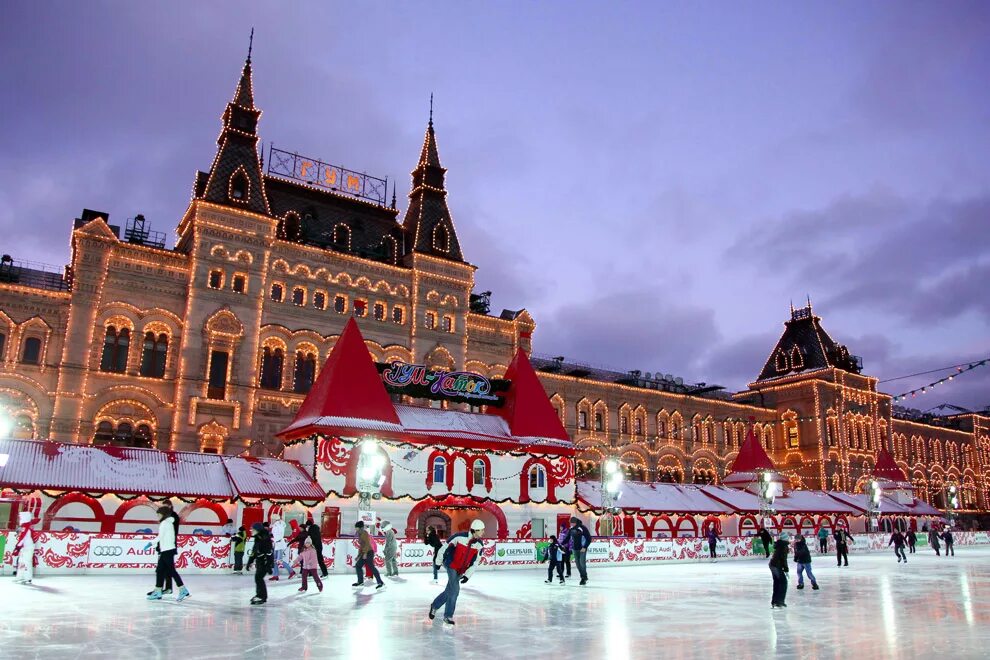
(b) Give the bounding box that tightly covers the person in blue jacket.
[429,519,485,625]
[707,527,721,561]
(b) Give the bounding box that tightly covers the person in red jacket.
[12,511,36,584]
[429,519,485,625]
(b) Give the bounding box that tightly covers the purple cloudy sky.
[1,2,988,411]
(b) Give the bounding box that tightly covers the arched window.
[229,171,249,201]
[424,311,436,329]
[280,213,301,241]
[313,292,326,310]
[594,413,604,432]
[292,287,305,306]
[270,283,284,302]
[293,351,317,393]
[391,307,404,324]
[208,270,223,289]
[442,315,454,333]
[333,224,351,251]
[93,421,114,444]
[135,424,153,448]
[620,416,629,435]
[114,422,134,446]
[333,295,347,314]
[374,302,386,321]
[472,460,486,486]
[139,332,168,378]
[232,274,246,294]
[432,456,447,485]
[432,224,450,253]
[260,347,284,390]
[12,414,33,439]
[529,465,546,489]
[775,349,788,372]
[100,327,129,372]
[381,235,398,265]
[634,417,643,435]
[579,411,588,430]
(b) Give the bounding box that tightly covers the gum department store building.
[1,54,987,515]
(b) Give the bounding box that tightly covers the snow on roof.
[697,485,860,515]
[0,438,324,503]
[827,491,941,517]
[577,480,733,515]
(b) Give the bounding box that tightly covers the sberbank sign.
[494,543,536,563]
[586,542,611,562]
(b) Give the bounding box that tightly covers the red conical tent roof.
[494,348,570,441]
[872,448,909,483]
[277,318,399,439]
[728,423,777,473]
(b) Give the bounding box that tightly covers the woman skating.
[769,531,790,608]
[147,505,190,601]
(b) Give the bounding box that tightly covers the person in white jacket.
[428,519,485,626]
[268,514,295,581]
[12,511,35,584]
[148,505,190,601]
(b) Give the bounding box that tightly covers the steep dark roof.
[756,304,861,382]
[401,119,464,262]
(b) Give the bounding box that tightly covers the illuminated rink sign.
[376,361,509,407]
[266,146,388,206]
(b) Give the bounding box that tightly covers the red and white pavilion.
[278,318,576,539]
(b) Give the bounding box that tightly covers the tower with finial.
[401,95,464,261]
[197,29,269,216]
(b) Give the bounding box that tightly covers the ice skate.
[797,584,804,589]
[429,605,437,620]
[580,579,587,586]
[250,596,266,605]
[559,577,565,585]
[298,587,307,593]
[176,586,190,602]
[545,579,553,584]
[376,582,386,590]
[812,583,820,590]
[268,575,279,582]
[288,571,297,579]
[351,581,363,587]
[147,588,163,600]
[443,617,455,625]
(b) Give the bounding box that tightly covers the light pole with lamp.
[356,438,388,528]
[868,480,882,532]
[946,485,959,529]
[600,459,624,537]
[757,470,778,532]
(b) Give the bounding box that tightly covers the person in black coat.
[769,532,790,608]
[833,529,852,566]
[249,523,274,605]
[793,534,818,590]
[543,535,566,585]
[906,529,917,554]
[758,527,773,559]
[425,526,443,583]
[889,530,907,563]
[307,521,328,577]
[569,517,593,586]
[941,529,955,556]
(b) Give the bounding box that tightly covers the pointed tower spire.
[198,42,270,216]
[402,97,463,261]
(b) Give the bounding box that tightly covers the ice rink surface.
[2,548,989,660]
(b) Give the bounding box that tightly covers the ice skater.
[706,526,720,561]
[833,528,852,566]
[906,529,917,554]
[352,521,385,590]
[816,526,829,554]
[249,522,273,605]
[559,523,573,577]
[569,516,593,585]
[148,505,190,601]
[793,533,818,590]
[307,519,328,578]
[429,519,485,625]
[769,531,790,608]
[941,529,955,556]
[383,521,399,577]
[12,512,36,584]
[291,537,324,593]
[758,527,773,558]
[232,526,247,574]
[426,525,443,583]
[889,530,907,563]
[147,500,180,596]
[269,514,296,581]
[927,528,941,556]
[543,534,565,585]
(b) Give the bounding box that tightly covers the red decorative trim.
[673,515,698,538]
[343,444,394,497]
[701,515,721,536]
[43,493,111,533]
[519,456,556,502]
[178,499,228,529]
[404,495,508,539]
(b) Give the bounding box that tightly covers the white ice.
[2,548,989,659]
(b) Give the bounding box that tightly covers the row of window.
[259,348,317,393]
[208,270,247,294]
[428,457,547,489]
[0,334,42,365]
[99,327,168,378]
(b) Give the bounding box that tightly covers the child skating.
[793,533,819,590]
[429,519,485,625]
[543,534,565,585]
[249,522,273,605]
[291,537,324,593]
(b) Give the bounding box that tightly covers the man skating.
[352,521,385,590]
[833,528,852,566]
[569,517,593,585]
[383,521,399,577]
[429,519,485,625]
[758,527,773,559]
[927,528,941,556]
[706,527,720,562]
[906,529,917,554]
[941,529,955,556]
[793,533,818,591]
[889,530,907,563]
[816,526,829,554]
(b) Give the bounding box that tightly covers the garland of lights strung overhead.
[892,359,989,402]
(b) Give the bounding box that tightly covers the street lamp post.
[601,459,623,537]
[757,470,777,530]
[356,438,387,526]
[868,480,882,532]
[946,485,959,528]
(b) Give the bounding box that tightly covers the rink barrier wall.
[4,531,988,575]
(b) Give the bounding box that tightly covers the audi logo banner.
[399,543,434,565]
[88,538,159,566]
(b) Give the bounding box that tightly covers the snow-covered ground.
[2,548,989,659]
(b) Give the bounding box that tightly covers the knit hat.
[779,532,791,541]
[355,521,365,529]
[251,522,264,533]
